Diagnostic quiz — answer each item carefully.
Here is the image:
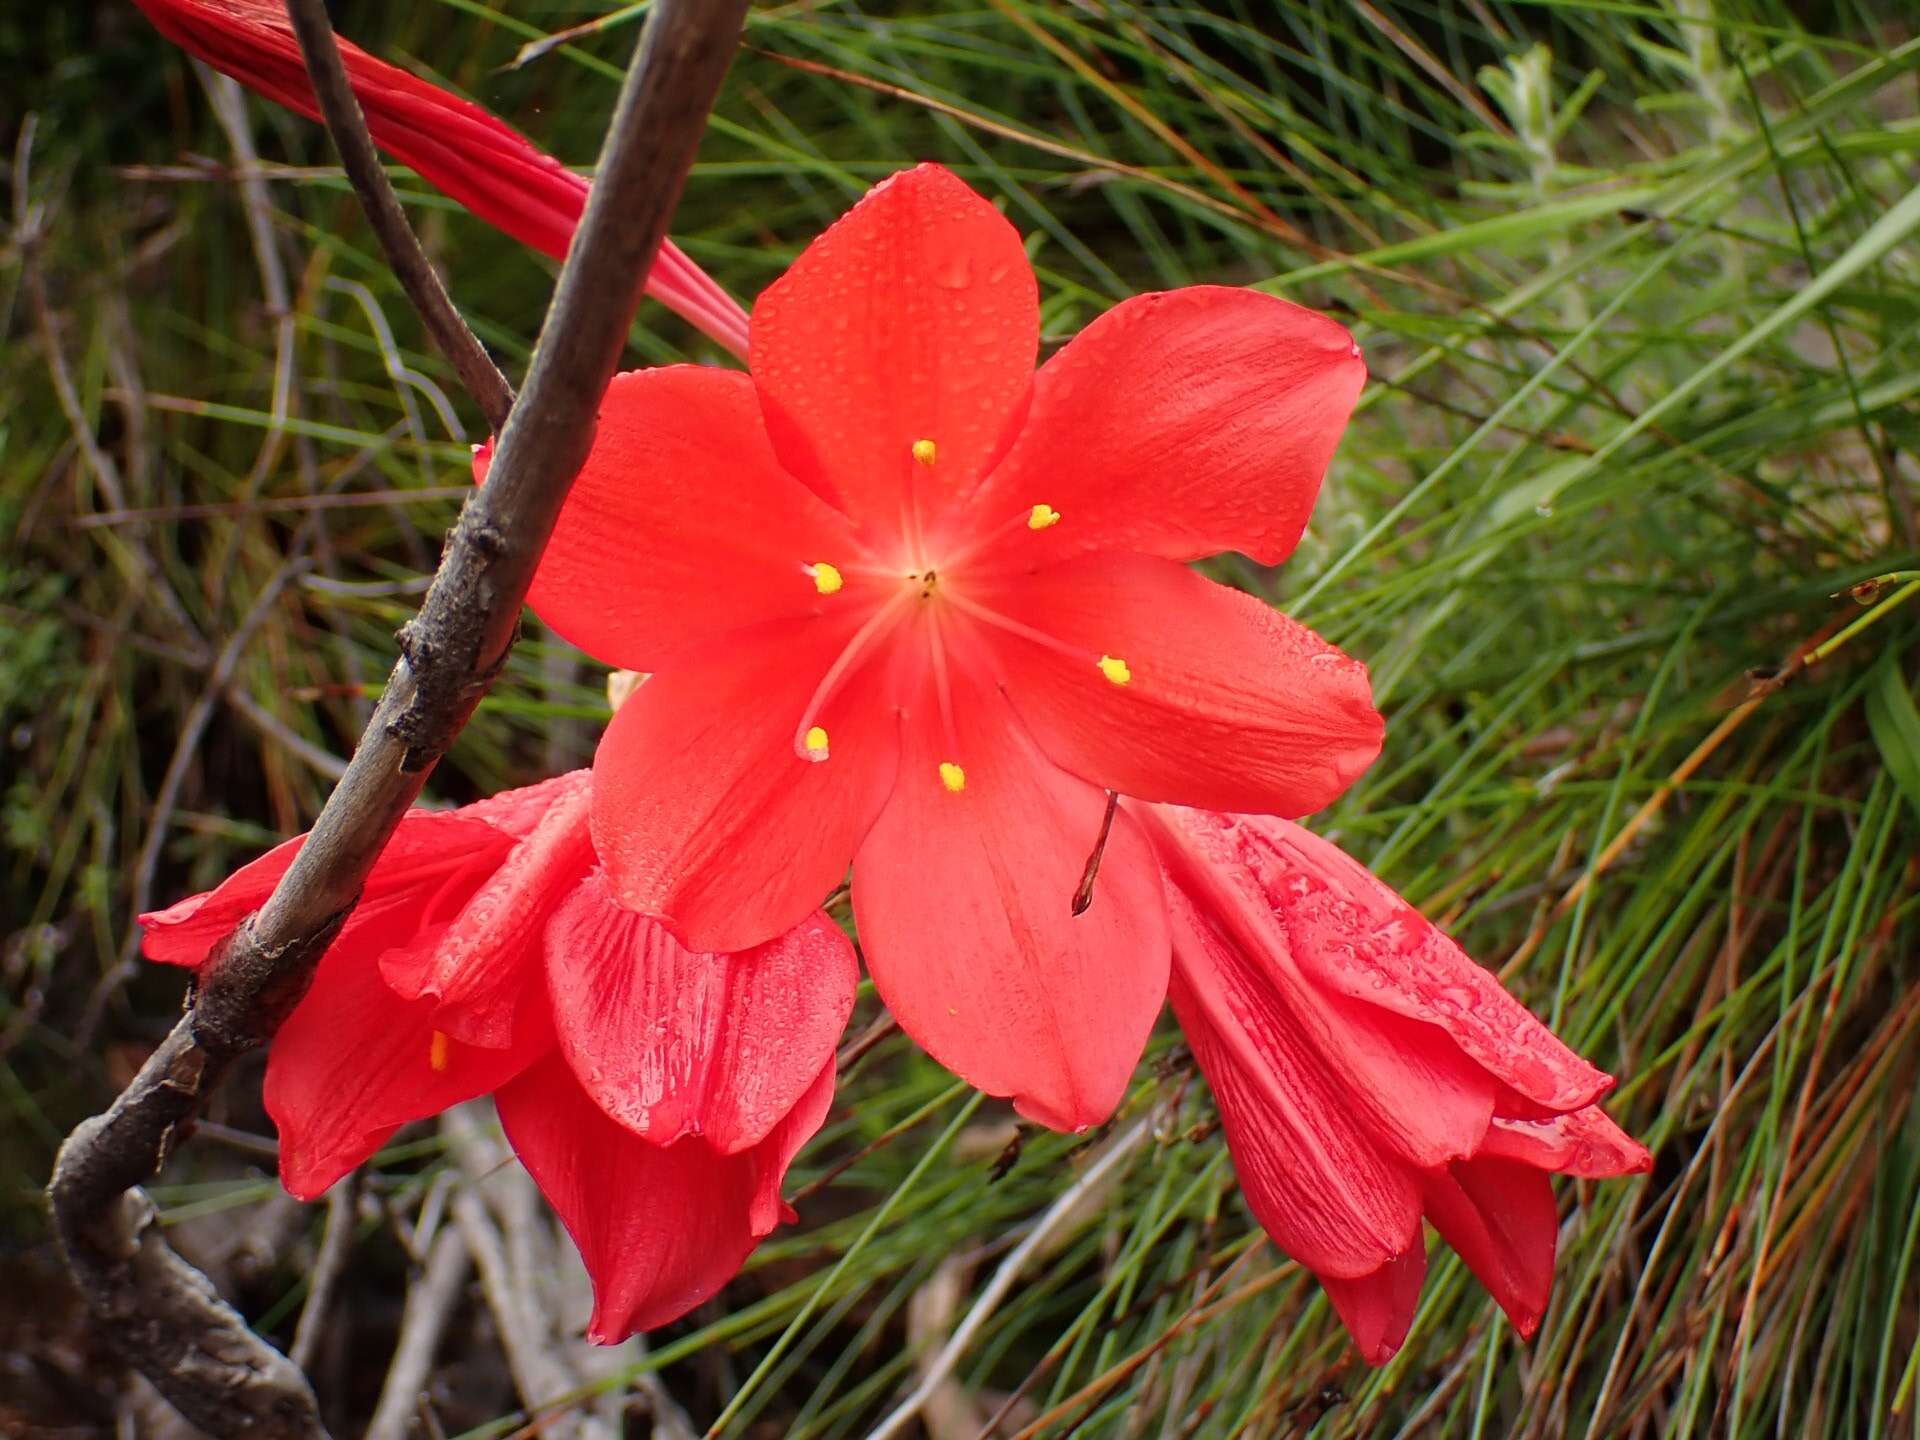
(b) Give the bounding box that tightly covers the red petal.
[1176,811,1613,1112]
[1148,806,1494,1169]
[546,872,857,1152]
[139,835,301,968]
[1320,1244,1427,1366]
[750,164,1037,533]
[498,1052,833,1341]
[987,553,1382,816]
[380,772,594,1049]
[1167,887,1422,1276]
[1481,1107,1652,1179]
[972,286,1365,566]
[591,617,900,954]
[128,0,748,352]
[265,928,550,1199]
[495,368,862,672]
[1421,1156,1560,1337]
[458,770,593,841]
[852,679,1168,1132]
[140,813,511,968]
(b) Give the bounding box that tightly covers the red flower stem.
[45,5,752,1434]
[280,0,514,432]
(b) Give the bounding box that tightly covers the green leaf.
[1866,654,1920,821]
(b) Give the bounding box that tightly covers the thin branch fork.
[279,0,515,433]
[45,4,752,1436]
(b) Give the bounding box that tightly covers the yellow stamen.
[804,725,831,761]
[810,561,843,596]
[938,761,967,793]
[1028,504,1062,530]
[912,438,938,467]
[428,1030,451,1073]
[1097,654,1132,686]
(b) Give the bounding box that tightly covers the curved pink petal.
[972,286,1365,566]
[591,617,900,955]
[545,871,857,1152]
[1175,811,1613,1112]
[1481,1107,1651,1179]
[380,772,594,1049]
[1167,887,1421,1276]
[750,164,1038,532]
[986,552,1382,817]
[494,368,862,672]
[265,928,550,1199]
[1421,1157,1560,1338]
[140,813,511,968]
[129,0,749,353]
[498,1052,834,1342]
[853,678,1168,1132]
[1320,1243,1428,1366]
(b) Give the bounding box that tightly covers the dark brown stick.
[280,0,515,433]
[46,4,750,1434]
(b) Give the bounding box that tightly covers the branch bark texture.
[48,3,751,1434]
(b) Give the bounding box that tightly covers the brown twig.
[46,4,750,1434]
[365,1225,472,1440]
[279,0,514,433]
[290,1174,359,1373]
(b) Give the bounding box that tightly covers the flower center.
[789,436,1133,791]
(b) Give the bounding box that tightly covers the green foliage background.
[4,1,1919,1435]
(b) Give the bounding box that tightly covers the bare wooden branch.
[47,3,751,1432]
[280,0,515,433]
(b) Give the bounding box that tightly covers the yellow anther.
[938,761,967,793]
[1028,504,1062,530]
[804,725,831,760]
[912,438,938,467]
[428,1030,451,1073]
[810,561,844,596]
[1097,654,1132,686]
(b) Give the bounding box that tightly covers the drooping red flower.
[129,0,750,355]
[1136,804,1650,1364]
[142,771,856,1340]
[495,163,1380,1133]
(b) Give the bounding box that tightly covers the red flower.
[1138,804,1650,1364]
[129,0,750,355]
[142,771,855,1340]
[498,163,1380,1133]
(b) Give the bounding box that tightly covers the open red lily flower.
[497,163,1380,1133]
[130,0,750,354]
[1137,804,1651,1364]
[142,771,855,1340]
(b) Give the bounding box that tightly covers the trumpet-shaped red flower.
[497,163,1380,1133]
[130,0,750,354]
[1137,804,1650,1363]
[142,771,855,1340]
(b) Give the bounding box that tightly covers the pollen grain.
[912,438,938,467]
[804,725,831,760]
[810,562,844,595]
[938,761,967,793]
[1097,654,1132,685]
[1028,504,1062,530]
